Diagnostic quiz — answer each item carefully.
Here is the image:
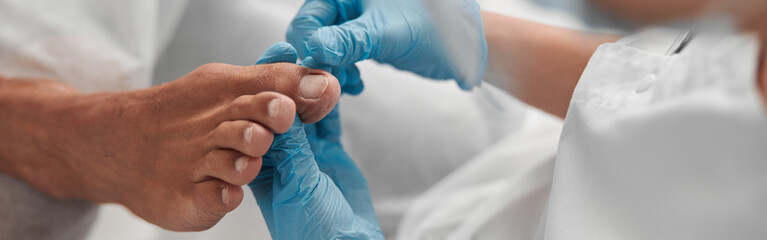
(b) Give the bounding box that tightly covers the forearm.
[482,11,619,118]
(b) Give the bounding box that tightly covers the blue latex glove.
[249,43,383,240]
[287,0,487,90]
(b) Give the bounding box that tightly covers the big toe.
[249,63,341,123]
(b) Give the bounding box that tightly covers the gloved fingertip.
[299,56,330,71]
[456,81,471,91]
[257,42,299,65]
[454,74,482,91]
[340,65,363,95]
[341,80,364,95]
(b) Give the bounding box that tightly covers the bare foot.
[0,62,340,231]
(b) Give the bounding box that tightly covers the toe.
[209,120,273,157]
[242,63,341,123]
[197,150,263,186]
[225,92,296,133]
[193,180,244,216]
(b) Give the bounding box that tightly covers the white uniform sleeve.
[545,26,767,240]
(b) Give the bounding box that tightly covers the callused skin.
[0,62,341,231]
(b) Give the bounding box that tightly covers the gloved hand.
[287,0,487,90]
[249,43,383,240]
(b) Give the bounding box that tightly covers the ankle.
[0,77,88,199]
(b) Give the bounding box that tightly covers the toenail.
[268,98,281,119]
[235,156,249,173]
[221,187,229,206]
[244,125,255,144]
[299,74,328,99]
